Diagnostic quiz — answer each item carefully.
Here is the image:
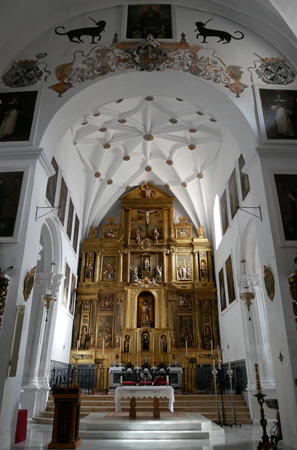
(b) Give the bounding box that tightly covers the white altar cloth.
[114,386,175,412]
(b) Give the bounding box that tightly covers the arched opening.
[137,291,155,328]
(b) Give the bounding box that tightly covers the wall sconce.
[41,263,63,321]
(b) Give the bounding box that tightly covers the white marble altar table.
[114,386,175,418]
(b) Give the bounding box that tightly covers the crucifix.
[138,209,156,235]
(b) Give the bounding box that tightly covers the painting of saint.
[46,157,59,207]
[58,177,68,226]
[220,190,229,235]
[259,88,297,140]
[178,315,194,347]
[274,174,297,241]
[0,91,37,142]
[126,4,173,39]
[97,315,113,348]
[228,168,239,220]
[0,171,24,238]
[99,293,114,311]
[225,255,236,304]
[219,267,227,311]
[73,214,80,253]
[178,294,193,311]
[101,256,116,281]
[67,198,74,240]
[69,273,76,315]
[238,154,250,201]
[62,262,71,308]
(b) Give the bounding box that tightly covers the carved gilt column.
[194,296,203,349]
[90,299,98,348]
[72,299,82,348]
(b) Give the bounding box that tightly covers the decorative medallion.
[209,118,217,122]
[255,58,296,85]
[181,182,187,188]
[103,143,111,149]
[81,119,88,125]
[145,96,154,101]
[188,144,196,150]
[189,128,197,133]
[164,184,170,189]
[145,165,152,172]
[2,59,47,88]
[197,172,203,179]
[143,134,154,141]
[196,111,204,115]
[116,98,123,103]
[73,141,77,145]
[123,155,130,161]
[131,35,168,72]
[118,119,127,123]
[107,179,113,185]
[166,160,174,165]
[99,127,107,132]
[176,98,183,102]
[24,266,37,302]
[93,112,100,117]
[141,238,153,250]
[94,171,101,178]
[169,118,178,124]
[126,185,131,191]
[264,265,274,301]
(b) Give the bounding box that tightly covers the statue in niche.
[80,325,88,349]
[201,260,207,279]
[142,333,150,351]
[130,265,139,283]
[85,262,93,279]
[135,228,142,244]
[161,334,167,353]
[141,300,151,323]
[198,226,205,238]
[152,227,159,243]
[124,334,130,353]
[143,257,150,272]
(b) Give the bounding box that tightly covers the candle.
[102,338,105,358]
[212,358,215,369]
[129,337,131,353]
[186,340,188,358]
[120,375,123,386]
[166,375,169,385]
[228,358,230,370]
[211,340,213,355]
[120,336,122,351]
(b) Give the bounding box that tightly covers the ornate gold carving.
[89,226,97,238]
[24,266,36,302]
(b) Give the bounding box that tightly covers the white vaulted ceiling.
[69,95,224,232]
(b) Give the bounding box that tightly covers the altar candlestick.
[120,375,123,386]
[120,336,122,351]
[76,340,79,355]
[166,375,169,385]
[169,337,171,353]
[186,340,188,358]
[211,340,213,355]
[102,339,105,358]
[212,358,215,369]
[228,358,230,370]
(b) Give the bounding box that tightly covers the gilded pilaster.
[72,299,82,348]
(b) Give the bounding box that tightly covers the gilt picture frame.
[124,4,174,40]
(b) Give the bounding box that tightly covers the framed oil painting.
[238,154,250,202]
[62,262,71,309]
[46,157,59,207]
[73,214,80,253]
[99,293,114,311]
[219,267,227,312]
[0,170,25,241]
[263,265,274,301]
[124,4,174,40]
[228,168,239,220]
[178,315,194,347]
[254,85,297,143]
[225,255,236,304]
[58,177,68,226]
[177,294,193,311]
[69,273,76,315]
[176,255,192,281]
[274,174,297,241]
[220,189,229,235]
[97,314,113,348]
[0,91,38,142]
[66,198,74,240]
[101,255,116,281]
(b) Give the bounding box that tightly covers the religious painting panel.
[176,255,192,281]
[225,255,236,304]
[160,334,168,353]
[254,85,297,143]
[69,273,76,315]
[274,174,297,241]
[125,4,173,40]
[219,267,227,311]
[123,334,131,353]
[228,168,239,220]
[177,293,193,311]
[137,291,155,327]
[0,91,38,142]
[66,198,74,240]
[220,190,229,235]
[178,315,194,347]
[203,316,212,350]
[99,293,114,311]
[62,262,71,308]
[0,171,24,239]
[101,255,117,281]
[238,154,250,201]
[82,301,90,312]
[97,314,113,348]
[131,208,163,243]
[202,298,210,312]
[58,177,68,226]
[73,214,80,253]
[46,157,59,207]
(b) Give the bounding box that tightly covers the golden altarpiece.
[71,184,220,373]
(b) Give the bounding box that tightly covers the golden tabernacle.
[71,183,220,370]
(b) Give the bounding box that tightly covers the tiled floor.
[12,422,296,450]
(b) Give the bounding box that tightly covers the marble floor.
[12,422,296,450]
